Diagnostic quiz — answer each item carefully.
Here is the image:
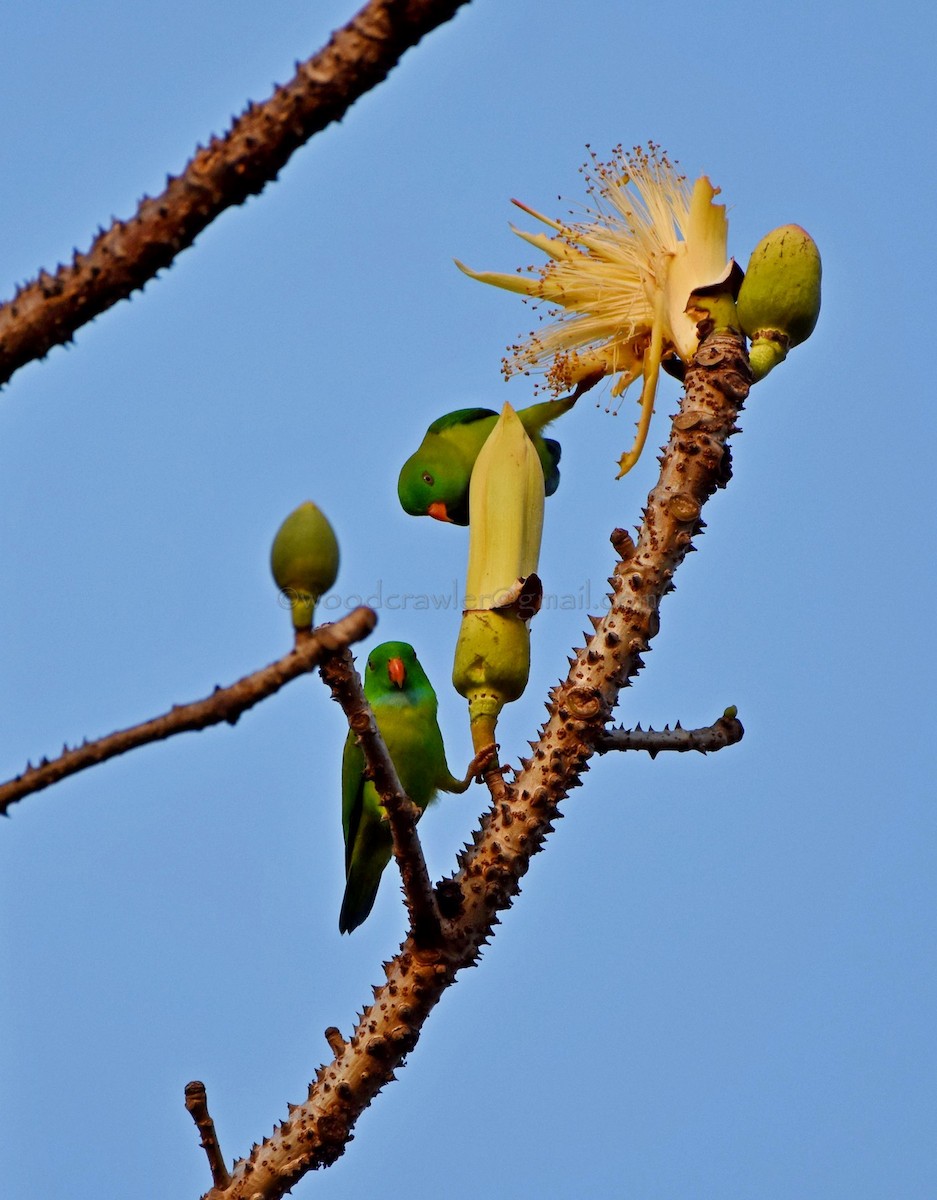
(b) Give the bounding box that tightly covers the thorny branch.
[597,709,745,757]
[0,607,375,816]
[194,332,751,1200]
[0,0,472,389]
[0,5,755,1197]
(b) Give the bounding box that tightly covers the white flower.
[456,144,732,475]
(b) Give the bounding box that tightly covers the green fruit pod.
[270,501,339,630]
[452,609,531,751]
[737,225,821,381]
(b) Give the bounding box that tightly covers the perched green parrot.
[397,393,579,525]
[340,641,472,934]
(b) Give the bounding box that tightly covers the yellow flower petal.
[458,144,733,474]
[453,259,541,298]
[665,176,729,360]
[508,224,583,262]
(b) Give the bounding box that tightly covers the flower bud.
[737,225,821,381]
[462,404,544,607]
[270,501,339,630]
[452,404,545,749]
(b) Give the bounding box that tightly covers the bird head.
[397,439,470,525]
[363,641,429,700]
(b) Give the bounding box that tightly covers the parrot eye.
[422,471,434,486]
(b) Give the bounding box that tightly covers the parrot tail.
[339,866,383,934]
[543,437,562,497]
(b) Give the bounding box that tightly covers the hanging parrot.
[397,391,582,526]
[340,641,474,934]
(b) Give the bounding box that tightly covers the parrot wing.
[426,406,498,435]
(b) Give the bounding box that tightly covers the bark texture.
[0,0,472,388]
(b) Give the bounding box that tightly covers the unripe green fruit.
[737,224,821,381]
[270,501,339,630]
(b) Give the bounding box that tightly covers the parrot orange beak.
[387,657,407,688]
[427,501,451,523]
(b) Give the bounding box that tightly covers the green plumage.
[340,641,465,934]
[397,395,577,525]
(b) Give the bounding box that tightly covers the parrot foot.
[466,742,498,784]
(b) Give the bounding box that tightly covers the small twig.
[596,710,744,758]
[324,1027,347,1057]
[318,650,441,943]
[0,607,376,816]
[185,1081,231,1191]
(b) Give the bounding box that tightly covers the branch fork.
[194,331,752,1200]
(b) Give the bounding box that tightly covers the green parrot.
[340,641,472,934]
[397,393,579,526]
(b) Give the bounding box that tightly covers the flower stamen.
[458,144,732,475]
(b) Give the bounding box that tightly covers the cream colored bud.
[463,403,544,609]
[453,404,545,749]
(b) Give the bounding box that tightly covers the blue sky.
[2,2,935,1197]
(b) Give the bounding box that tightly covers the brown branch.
[185,1082,231,1192]
[196,331,751,1200]
[318,649,442,944]
[0,607,376,817]
[0,0,472,389]
[596,709,745,757]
